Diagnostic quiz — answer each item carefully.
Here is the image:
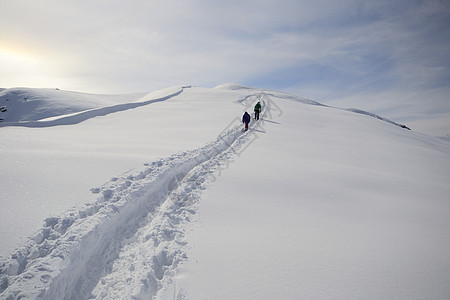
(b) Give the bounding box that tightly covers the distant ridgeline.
[345,108,411,130]
[0,86,411,131]
[0,86,184,127]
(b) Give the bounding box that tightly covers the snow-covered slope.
[1,85,449,299]
[0,88,147,123]
[439,134,450,141]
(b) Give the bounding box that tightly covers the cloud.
[0,0,371,89]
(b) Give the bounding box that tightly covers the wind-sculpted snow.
[345,108,411,130]
[0,88,145,123]
[0,86,189,127]
[0,92,268,299]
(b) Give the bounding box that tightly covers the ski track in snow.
[0,92,270,299]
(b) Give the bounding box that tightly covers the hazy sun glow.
[0,46,39,65]
[0,46,61,88]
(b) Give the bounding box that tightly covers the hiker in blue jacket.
[242,111,251,131]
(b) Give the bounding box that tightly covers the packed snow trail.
[0,91,269,299]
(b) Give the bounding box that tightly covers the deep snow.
[1,84,449,299]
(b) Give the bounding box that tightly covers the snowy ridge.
[345,108,411,130]
[0,86,189,127]
[216,83,411,130]
[0,88,146,123]
[216,83,322,106]
[0,92,268,299]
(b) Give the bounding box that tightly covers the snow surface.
[0,88,147,123]
[1,84,449,299]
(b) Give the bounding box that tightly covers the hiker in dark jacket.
[254,101,261,120]
[242,112,251,131]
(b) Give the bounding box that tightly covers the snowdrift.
[1,84,449,299]
[0,88,147,123]
[0,86,192,127]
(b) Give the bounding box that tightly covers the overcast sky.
[1,0,449,135]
